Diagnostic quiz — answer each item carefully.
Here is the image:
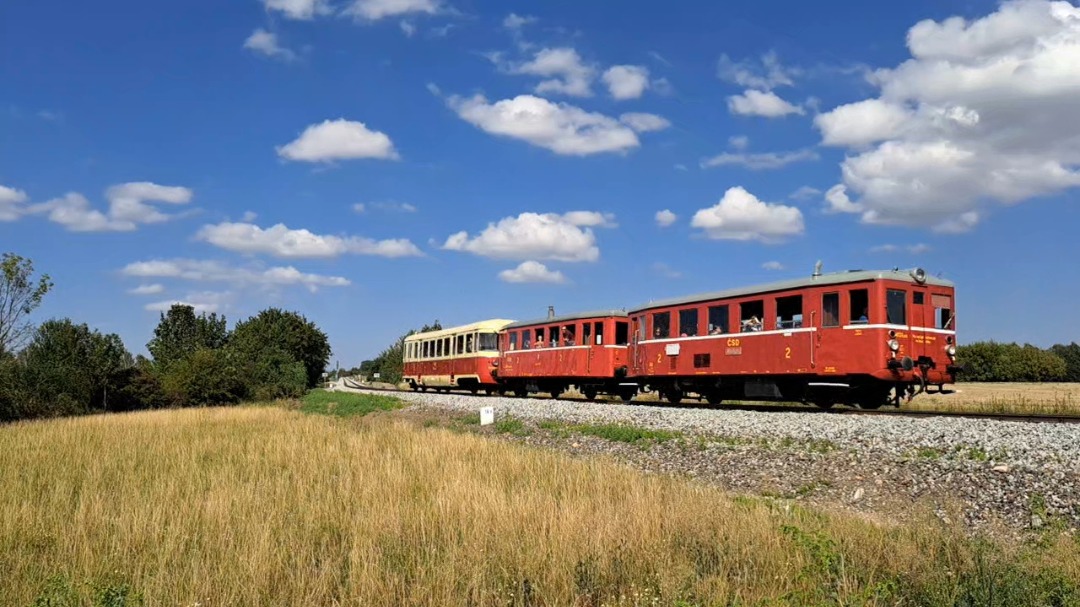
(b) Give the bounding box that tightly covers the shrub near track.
[1,406,1078,606]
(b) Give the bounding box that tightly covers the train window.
[615,321,628,345]
[933,294,953,329]
[583,322,592,345]
[522,330,531,349]
[708,305,729,335]
[479,333,499,352]
[822,293,840,328]
[740,300,764,332]
[913,292,925,305]
[652,312,670,339]
[635,316,645,342]
[776,295,803,329]
[462,334,471,353]
[559,325,576,346]
[456,335,464,355]
[534,327,545,348]
[594,322,604,345]
[509,332,518,351]
[678,309,699,337]
[887,289,907,325]
[849,289,869,324]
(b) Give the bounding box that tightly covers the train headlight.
[888,339,900,352]
[946,345,956,359]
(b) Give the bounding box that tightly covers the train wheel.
[666,390,683,405]
[550,388,562,399]
[484,388,494,396]
[704,391,723,406]
[619,388,635,403]
[410,383,419,392]
[855,388,889,409]
[514,387,528,398]
[470,387,479,395]
[813,400,834,410]
[582,388,598,401]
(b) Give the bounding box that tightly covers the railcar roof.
[504,309,628,330]
[629,268,954,313]
[403,318,515,341]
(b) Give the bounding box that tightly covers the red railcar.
[402,319,514,393]
[627,268,958,408]
[497,311,634,400]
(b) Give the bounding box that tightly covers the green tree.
[243,347,308,401]
[364,320,441,384]
[957,341,1068,382]
[1050,343,1080,382]
[147,304,229,370]
[229,308,331,388]
[0,253,53,356]
[161,348,246,406]
[20,319,133,414]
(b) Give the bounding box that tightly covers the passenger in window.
[744,316,763,332]
[856,308,868,324]
[708,324,722,335]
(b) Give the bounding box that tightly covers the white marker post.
[479,406,495,426]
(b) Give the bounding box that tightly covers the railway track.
[337,379,1080,424]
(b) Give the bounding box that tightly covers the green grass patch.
[300,390,404,418]
[493,416,531,436]
[572,423,682,445]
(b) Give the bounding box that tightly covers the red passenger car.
[498,310,634,400]
[627,268,958,408]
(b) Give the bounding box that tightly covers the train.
[402,267,959,408]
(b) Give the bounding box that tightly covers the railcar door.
[629,314,647,376]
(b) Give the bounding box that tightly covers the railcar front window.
[740,300,765,332]
[849,289,869,324]
[708,305,729,334]
[635,316,645,342]
[479,333,499,351]
[652,312,671,339]
[679,309,699,337]
[615,321,628,345]
[933,294,953,329]
[887,289,907,325]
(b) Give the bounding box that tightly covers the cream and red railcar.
[627,268,958,408]
[403,319,514,394]
[498,311,635,400]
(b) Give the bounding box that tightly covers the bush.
[243,348,308,401]
[161,349,246,407]
[957,341,1067,382]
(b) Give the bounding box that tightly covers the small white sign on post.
[479,406,495,426]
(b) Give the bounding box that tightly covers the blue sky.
[3,0,1079,367]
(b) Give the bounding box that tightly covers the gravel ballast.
[341,386,1080,533]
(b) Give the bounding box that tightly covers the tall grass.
[1,406,1077,606]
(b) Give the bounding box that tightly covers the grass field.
[3,399,1078,606]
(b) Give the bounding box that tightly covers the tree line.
[0,253,331,422]
[343,321,443,384]
[956,341,1080,382]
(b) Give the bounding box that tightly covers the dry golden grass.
[907,382,1080,415]
[2,406,1077,606]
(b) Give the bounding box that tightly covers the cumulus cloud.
[701,148,818,170]
[789,186,822,201]
[503,13,535,30]
[511,47,596,97]
[602,65,650,99]
[122,259,350,292]
[443,211,612,262]
[717,51,798,90]
[29,182,193,232]
[655,209,677,227]
[196,222,422,258]
[498,261,567,284]
[243,29,297,61]
[262,0,330,19]
[815,0,1080,231]
[690,186,805,243]
[619,112,670,133]
[0,184,29,221]
[824,185,862,214]
[145,291,234,314]
[762,261,785,270]
[127,284,165,296]
[343,0,439,20]
[447,94,641,156]
[727,89,804,117]
[277,119,399,162]
[562,210,617,228]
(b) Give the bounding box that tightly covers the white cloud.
[762,261,784,271]
[29,182,193,232]
[789,186,822,201]
[816,0,1080,231]
[358,201,418,213]
[122,259,350,292]
[651,262,682,279]
[145,291,233,314]
[824,184,861,214]
[728,135,749,150]
[619,112,670,133]
[602,65,650,100]
[243,29,297,61]
[717,51,798,90]
[447,94,641,156]
[344,0,439,20]
[690,186,804,243]
[277,119,399,162]
[727,90,804,117]
[655,209,677,227]
[503,13,535,30]
[871,243,932,254]
[127,284,165,296]
[0,184,29,221]
[196,222,422,258]
[701,148,818,170]
[511,47,596,97]
[562,210,616,228]
[444,211,607,262]
[399,20,416,36]
[241,210,258,222]
[262,0,329,19]
[498,261,567,284]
